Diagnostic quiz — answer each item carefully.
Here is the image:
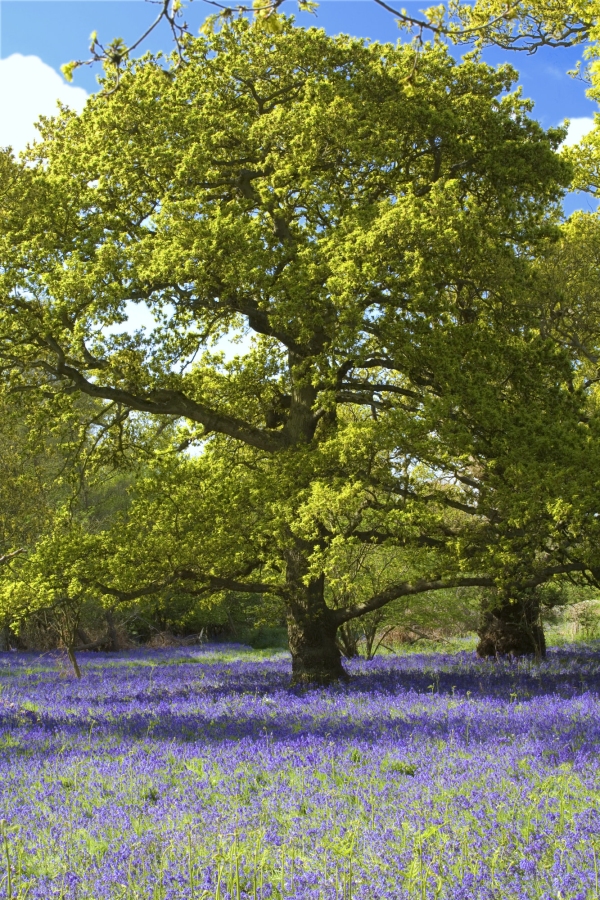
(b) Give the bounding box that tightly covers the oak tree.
[1,21,594,681]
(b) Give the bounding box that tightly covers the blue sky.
[0,0,597,217]
[0,1,596,116]
[1,6,597,114]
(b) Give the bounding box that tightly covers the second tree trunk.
[477,591,546,658]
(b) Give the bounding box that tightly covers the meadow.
[0,643,599,899]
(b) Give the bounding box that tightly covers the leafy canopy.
[0,20,594,628]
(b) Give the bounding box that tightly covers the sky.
[0,0,597,336]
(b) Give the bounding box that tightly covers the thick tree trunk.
[285,544,347,685]
[477,591,546,659]
[281,355,348,684]
[287,601,347,685]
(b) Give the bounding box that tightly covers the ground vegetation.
[0,643,598,898]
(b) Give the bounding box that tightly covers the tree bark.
[67,644,82,678]
[0,626,11,651]
[284,544,347,685]
[476,591,546,659]
[105,608,120,651]
[279,352,348,684]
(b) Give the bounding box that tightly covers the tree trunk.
[105,608,120,651]
[285,544,347,685]
[76,626,93,648]
[477,591,546,659]
[67,644,82,678]
[282,356,347,684]
[287,596,347,685]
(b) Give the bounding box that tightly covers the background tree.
[0,389,145,661]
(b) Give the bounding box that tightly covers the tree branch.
[334,575,493,625]
[62,0,592,92]
[386,482,483,516]
[334,562,600,626]
[0,549,25,566]
[42,348,284,453]
[339,379,422,401]
[92,565,282,604]
[350,529,447,549]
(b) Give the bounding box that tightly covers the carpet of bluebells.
[1,644,600,899]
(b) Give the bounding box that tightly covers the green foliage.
[0,19,596,666]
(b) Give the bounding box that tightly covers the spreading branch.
[334,575,494,625]
[335,562,600,625]
[60,0,589,91]
[92,563,281,603]
[39,347,284,453]
[0,549,25,566]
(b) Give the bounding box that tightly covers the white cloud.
[562,116,596,147]
[0,54,88,154]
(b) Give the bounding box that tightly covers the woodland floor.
[0,642,599,898]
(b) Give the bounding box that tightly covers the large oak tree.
[1,21,596,682]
